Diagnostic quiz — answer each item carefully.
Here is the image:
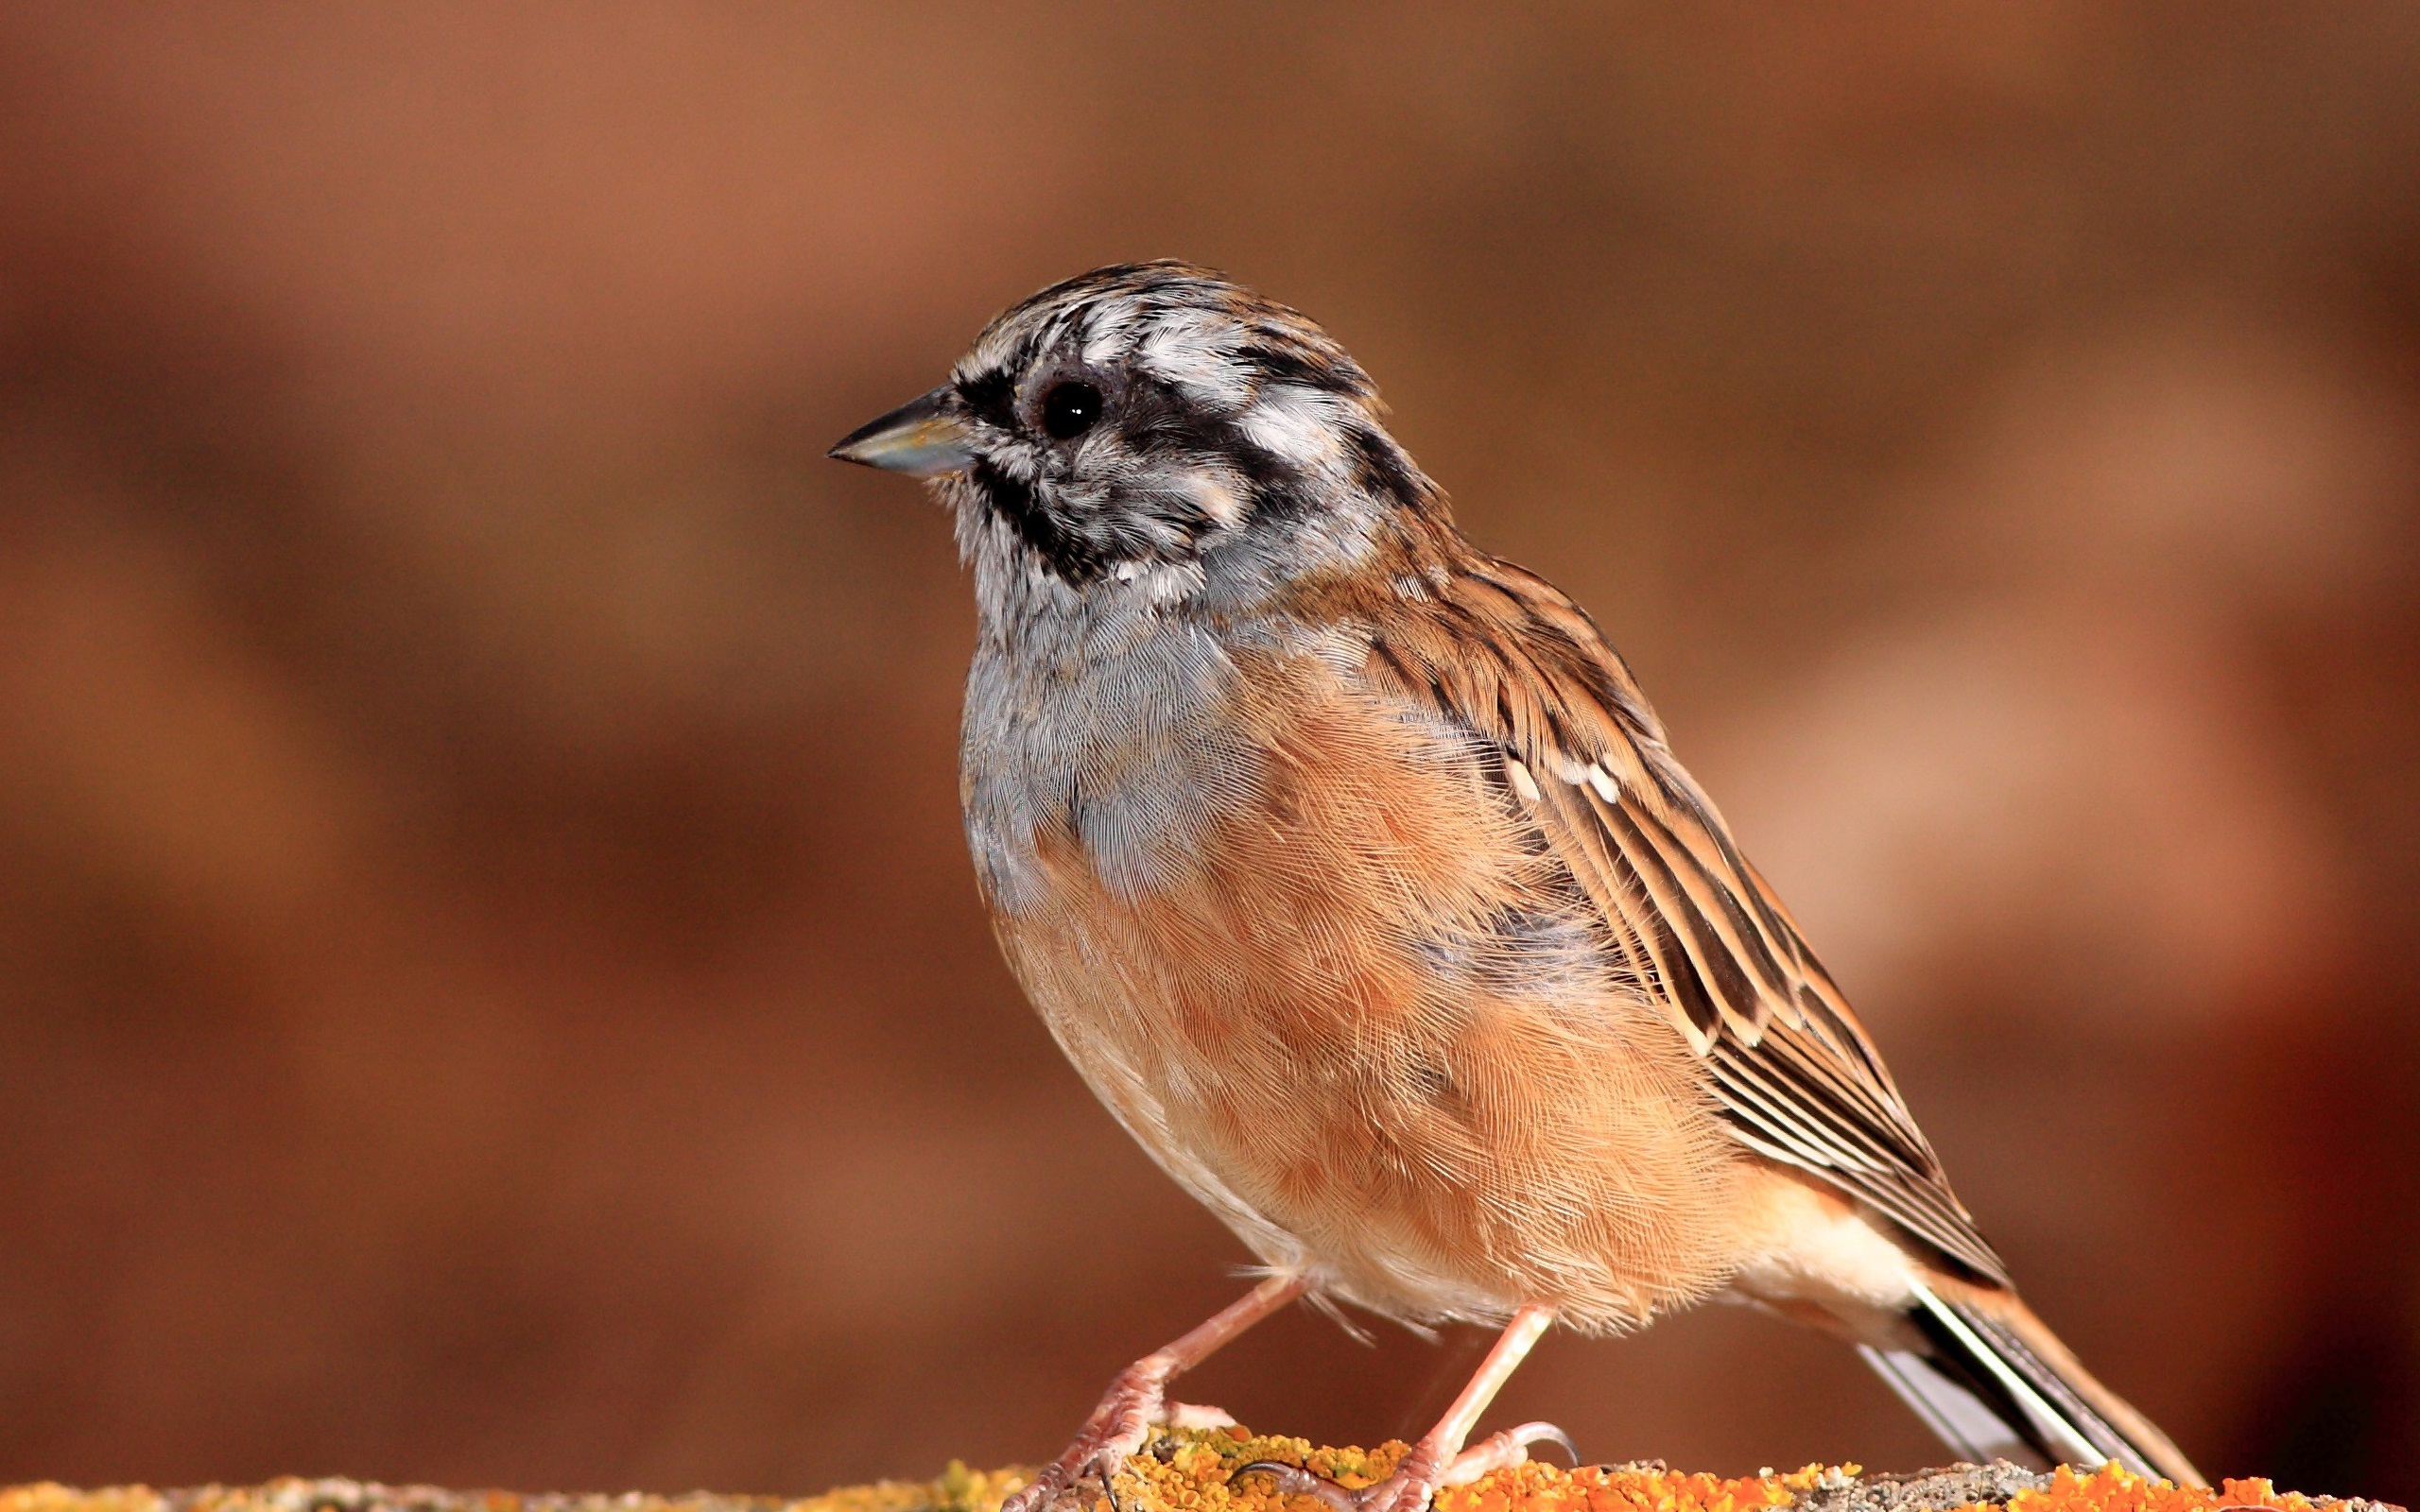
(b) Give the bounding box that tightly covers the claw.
[1002,1440,1138,1512]
[1234,1461,1363,1512]
[1441,1422,1581,1487]
[1515,1421,1582,1466]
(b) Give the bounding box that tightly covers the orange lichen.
[2,1488,171,1512]
[1098,1430,1836,1512]
[0,1436,2395,1512]
[1082,1430,2390,1512]
[1431,1458,1830,1512]
[2003,1465,2338,1512]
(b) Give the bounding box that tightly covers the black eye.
[1041,381,1103,440]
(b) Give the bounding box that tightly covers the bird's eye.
[1041,381,1103,440]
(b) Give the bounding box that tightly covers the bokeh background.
[3,2,2418,1503]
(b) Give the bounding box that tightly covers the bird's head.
[830,261,1441,601]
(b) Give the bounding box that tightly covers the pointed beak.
[827,386,977,476]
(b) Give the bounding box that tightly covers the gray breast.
[959,580,1269,916]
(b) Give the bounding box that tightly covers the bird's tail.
[1858,1280,2204,1486]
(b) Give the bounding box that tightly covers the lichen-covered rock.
[1,1427,2400,1512]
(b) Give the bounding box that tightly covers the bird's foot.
[1240,1423,1577,1512]
[1000,1362,1237,1512]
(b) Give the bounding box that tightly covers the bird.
[828,260,2204,1512]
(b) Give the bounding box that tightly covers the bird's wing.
[1353,553,2010,1285]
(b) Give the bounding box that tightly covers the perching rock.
[1,1425,2400,1512]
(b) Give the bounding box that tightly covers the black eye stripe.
[1115,378,1288,487]
[1238,342,1352,394]
[956,371,1017,428]
[1348,426,1428,507]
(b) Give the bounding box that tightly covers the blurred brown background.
[2,1,2418,1503]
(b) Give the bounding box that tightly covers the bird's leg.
[1001,1272,1309,1512]
[1246,1306,1571,1512]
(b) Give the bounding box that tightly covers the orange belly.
[987,650,1755,1332]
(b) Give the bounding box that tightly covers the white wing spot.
[1506,757,1542,803]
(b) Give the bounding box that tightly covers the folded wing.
[1353,554,2009,1287]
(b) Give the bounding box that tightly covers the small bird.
[830,262,2203,1512]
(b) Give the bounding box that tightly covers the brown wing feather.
[1351,553,2010,1286]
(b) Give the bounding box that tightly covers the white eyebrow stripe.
[1080,301,1140,364]
[1137,311,1251,404]
[1237,386,1346,469]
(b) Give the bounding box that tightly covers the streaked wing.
[1355,554,2009,1286]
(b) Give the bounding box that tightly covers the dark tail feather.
[1855,1281,2204,1486]
[1858,1343,2039,1468]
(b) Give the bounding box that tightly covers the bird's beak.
[827,387,977,476]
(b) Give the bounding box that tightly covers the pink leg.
[1249,1306,1573,1512]
[1002,1273,1309,1512]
